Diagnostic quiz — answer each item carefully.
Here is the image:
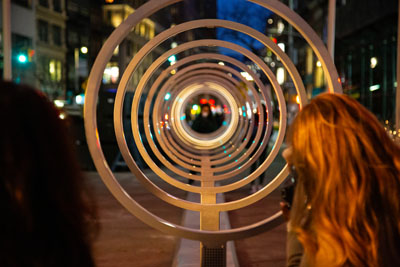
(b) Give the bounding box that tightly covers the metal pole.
[327,0,336,59]
[396,0,400,130]
[382,40,387,120]
[288,0,294,60]
[2,0,12,80]
[74,48,79,92]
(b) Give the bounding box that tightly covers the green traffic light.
[18,54,27,63]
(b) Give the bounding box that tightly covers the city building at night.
[0,0,35,86]
[35,0,67,100]
[1,1,400,265]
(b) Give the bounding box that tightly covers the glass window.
[52,25,62,46]
[38,20,49,42]
[149,27,154,39]
[39,0,48,7]
[110,11,123,27]
[126,41,132,57]
[140,24,145,37]
[49,59,62,82]
[53,0,62,12]
[67,29,78,45]
[11,0,32,8]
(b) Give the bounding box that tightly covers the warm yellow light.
[370,57,378,68]
[49,61,55,74]
[316,61,322,67]
[54,100,64,108]
[296,95,300,104]
[170,69,176,75]
[105,0,114,3]
[111,14,123,28]
[140,24,145,36]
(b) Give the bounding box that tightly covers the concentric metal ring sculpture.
[85,0,342,265]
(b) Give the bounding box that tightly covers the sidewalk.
[226,188,286,266]
[89,172,185,267]
[88,170,286,267]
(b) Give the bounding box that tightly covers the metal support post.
[327,0,336,59]
[74,48,80,92]
[2,0,12,80]
[396,0,400,130]
[288,0,294,60]
[200,157,226,267]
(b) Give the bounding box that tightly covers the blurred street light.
[80,46,88,54]
[17,54,27,63]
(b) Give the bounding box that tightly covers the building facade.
[0,0,36,86]
[35,0,67,100]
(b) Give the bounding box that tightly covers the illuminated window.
[111,12,123,28]
[49,59,62,82]
[56,61,61,81]
[113,45,119,56]
[149,28,154,39]
[140,23,146,37]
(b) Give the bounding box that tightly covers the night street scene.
[1,0,400,266]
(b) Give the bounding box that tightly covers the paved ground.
[225,189,286,267]
[89,172,186,267]
[88,166,287,267]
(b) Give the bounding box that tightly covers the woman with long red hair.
[283,93,400,267]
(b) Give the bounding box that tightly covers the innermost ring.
[170,82,239,150]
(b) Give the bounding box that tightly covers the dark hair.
[201,103,211,111]
[0,81,97,266]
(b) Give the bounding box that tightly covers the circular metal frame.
[84,0,342,243]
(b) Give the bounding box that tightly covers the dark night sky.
[216,0,272,60]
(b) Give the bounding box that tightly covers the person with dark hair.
[282,93,400,267]
[191,104,218,134]
[0,81,97,267]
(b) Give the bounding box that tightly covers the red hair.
[288,93,400,266]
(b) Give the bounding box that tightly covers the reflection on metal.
[84,0,342,265]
